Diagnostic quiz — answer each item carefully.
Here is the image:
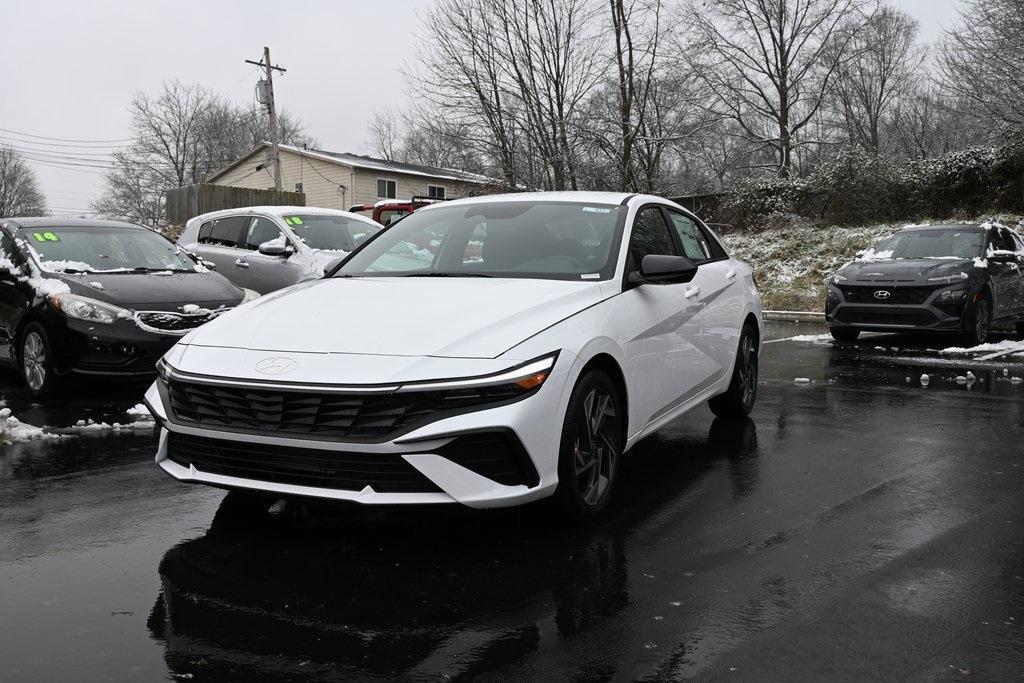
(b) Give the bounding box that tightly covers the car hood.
[52,272,243,310]
[183,277,611,359]
[837,257,978,283]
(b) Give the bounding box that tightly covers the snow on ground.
[0,408,62,443]
[937,340,1024,356]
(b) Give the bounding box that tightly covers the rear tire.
[555,370,624,521]
[709,323,759,418]
[19,322,62,399]
[829,327,860,342]
[962,296,992,347]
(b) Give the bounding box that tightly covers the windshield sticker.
[285,216,304,225]
[581,207,611,214]
[580,273,601,279]
[32,231,60,242]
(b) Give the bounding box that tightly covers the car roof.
[424,191,637,208]
[899,222,984,232]
[2,217,148,231]
[188,205,379,226]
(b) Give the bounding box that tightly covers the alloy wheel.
[573,387,619,507]
[22,331,47,391]
[976,300,990,344]
[738,334,757,410]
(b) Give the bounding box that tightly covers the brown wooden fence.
[165,184,305,225]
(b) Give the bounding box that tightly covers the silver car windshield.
[282,215,380,252]
[337,201,628,281]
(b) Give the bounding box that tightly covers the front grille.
[166,379,521,441]
[834,307,937,326]
[136,310,221,334]
[838,285,936,305]
[166,432,442,493]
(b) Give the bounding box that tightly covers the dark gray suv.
[825,223,1024,345]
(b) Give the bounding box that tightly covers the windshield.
[337,201,628,280]
[867,228,986,260]
[20,226,198,273]
[283,215,380,252]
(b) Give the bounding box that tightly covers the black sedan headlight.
[49,293,129,324]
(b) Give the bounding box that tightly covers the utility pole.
[246,46,286,191]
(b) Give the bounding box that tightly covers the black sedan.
[0,218,255,397]
[826,222,1024,345]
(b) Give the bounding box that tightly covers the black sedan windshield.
[869,227,986,260]
[22,226,198,273]
[337,201,627,280]
[283,215,380,251]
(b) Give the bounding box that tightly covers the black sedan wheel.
[20,322,61,398]
[557,370,623,520]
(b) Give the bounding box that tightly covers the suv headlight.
[48,293,128,324]
[936,287,968,303]
[826,287,841,302]
[927,272,968,284]
[830,274,848,285]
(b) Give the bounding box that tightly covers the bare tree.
[887,87,980,160]
[366,109,401,161]
[0,145,46,217]
[94,80,313,226]
[688,0,873,177]
[938,0,1024,132]
[827,4,923,153]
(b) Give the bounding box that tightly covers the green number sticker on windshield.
[32,231,60,242]
[286,216,303,225]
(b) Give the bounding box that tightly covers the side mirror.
[201,259,217,271]
[258,241,292,257]
[322,257,345,277]
[987,251,1018,263]
[629,254,698,285]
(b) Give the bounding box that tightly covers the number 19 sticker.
[32,231,60,242]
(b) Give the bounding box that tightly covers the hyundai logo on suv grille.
[873,290,892,300]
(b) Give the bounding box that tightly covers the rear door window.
[665,211,712,262]
[200,216,247,247]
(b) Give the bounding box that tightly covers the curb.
[764,310,825,323]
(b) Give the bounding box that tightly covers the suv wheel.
[963,296,991,347]
[556,370,624,520]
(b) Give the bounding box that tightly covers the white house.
[205,142,493,211]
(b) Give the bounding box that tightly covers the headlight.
[826,287,840,302]
[831,273,848,285]
[48,293,128,324]
[935,287,968,303]
[240,287,261,303]
[397,353,558,397]
[927,272,968,283]
[156,357,171,383]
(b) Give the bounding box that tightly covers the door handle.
[234,259,250,269]
[684,286,701,299]
[725,269,737,280]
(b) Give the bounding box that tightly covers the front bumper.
[824,284,970,333]
[52,318,186,377]
[144,354,572,508]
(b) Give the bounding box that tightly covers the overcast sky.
[1,0,963,215]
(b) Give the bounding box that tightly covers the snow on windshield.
[23,227,197,273]
[859,228,985,261]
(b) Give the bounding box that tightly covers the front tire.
[20,322,61,399]
[555,370,624,521]
[962,296,992,347]
[709,324,759,418]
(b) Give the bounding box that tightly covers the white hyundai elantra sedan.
[145,192,763,518]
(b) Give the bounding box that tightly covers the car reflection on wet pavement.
[1,322,1022,681]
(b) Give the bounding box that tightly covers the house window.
[376,179,397,199]
[427,185,446,199]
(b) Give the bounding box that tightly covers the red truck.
[347,196,447,226]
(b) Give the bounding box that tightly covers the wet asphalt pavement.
[1,322,1023,682]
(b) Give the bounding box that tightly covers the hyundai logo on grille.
[255,356,299,375]
[873,290,892,300]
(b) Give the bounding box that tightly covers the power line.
[0,126,136,144]
[0,134,128,150]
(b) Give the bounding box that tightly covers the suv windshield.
[867,227,986,260]
[283,215,380,252]
[21,226,199,273]
[337,201,628,280]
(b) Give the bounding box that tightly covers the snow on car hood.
[183,277,611,359]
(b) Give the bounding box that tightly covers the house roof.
[206,142,493,185]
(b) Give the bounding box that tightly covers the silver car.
[177,206,381,294]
